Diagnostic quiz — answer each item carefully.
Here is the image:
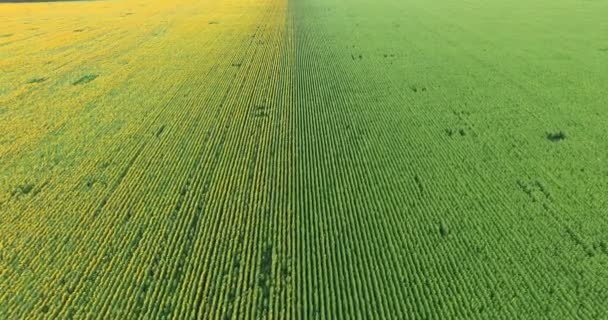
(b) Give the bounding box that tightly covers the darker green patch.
[26,77,47,84]
[66,286,75,295]
[253,105,269,118]
[546,130,566,142]
[13,183,34,197]
[439,222,450,238]
[410,85,427,93]
[516,179,551,203]
[233,255,241,272]
[599,48,608,52]
[565,226,595,257]
[84,176,96,189]
[257,244,273,316]
[260,244,272,276]
[84,101,97,111]
[413,174,424,193]
[72,74,98,85]
[160,304,172,318]
[592,241,608,255]
[41,305,49,314]
[209,21,220,25]
[280,262,290,281]
[0,33,12,38]
[73,29,85,33]
[155,125,165,137]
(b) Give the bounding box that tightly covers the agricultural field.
[1,0,608,318]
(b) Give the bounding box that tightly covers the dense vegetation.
[1,0,607,318]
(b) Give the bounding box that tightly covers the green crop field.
[1,0,607,318]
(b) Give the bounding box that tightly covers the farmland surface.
[1,0,608,318]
